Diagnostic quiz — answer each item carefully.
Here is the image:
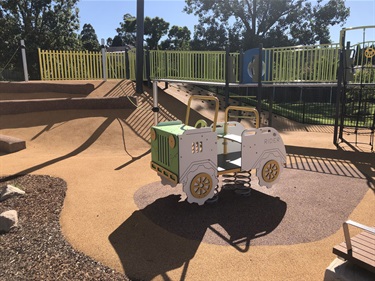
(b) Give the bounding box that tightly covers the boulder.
[0,210,18,233]
[0,184,25,202]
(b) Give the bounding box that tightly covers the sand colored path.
[1,80,374,280]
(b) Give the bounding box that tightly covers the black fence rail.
[0,68,24,81]
[343,85,375,128]
[202,85,374,128]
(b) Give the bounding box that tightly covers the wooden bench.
[333,220,375,274]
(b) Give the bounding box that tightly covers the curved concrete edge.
[0,96,138,115]
[0,135,26,153]
[0,81,95,94]
[324,258,375,281]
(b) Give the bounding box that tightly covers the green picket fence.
[264,43,340,83]
[149,50,239,82]
[38,48,138,80]
[38,49,103,80]
[38,42,374,84]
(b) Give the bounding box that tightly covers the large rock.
[0,184,25,202]
[0,210,18,233]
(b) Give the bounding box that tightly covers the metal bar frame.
[343,220,375,253]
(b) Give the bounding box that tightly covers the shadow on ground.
[286,145,375,190]
[0,117,118,182]
[109,189,286,281]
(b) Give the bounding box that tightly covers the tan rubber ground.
[1,80,374,280]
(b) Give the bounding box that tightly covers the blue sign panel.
[241,48,270,84]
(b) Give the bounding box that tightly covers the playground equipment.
[334,25,375,151]
[150,95,286,205]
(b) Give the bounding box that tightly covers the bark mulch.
[0,175,130,281]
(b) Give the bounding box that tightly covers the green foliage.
[80,23,100,51]
[116,14,190,50]
[190,20,228,51]
[115,13,136,47]
[144,16,169,50]
[109,35,124,47]
[0,0,81,79]
[184,0,350,49]
[160,25,191,50]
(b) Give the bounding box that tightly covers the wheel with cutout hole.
[257,159,282,188]
[195,119,207,128]
[182,164,217,205]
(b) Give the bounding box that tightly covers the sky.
[77,0,375,46]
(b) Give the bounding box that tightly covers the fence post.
[20,40,29,82]
[225,45,230,108]
[239,49,244,83]
[146,47,151,87]
[38,48,43,80]
[101,39,107,81]
[302,89,306,124]
[136,0,144,93]
[269,87,275,127]
[257,44,263,120]
[334,30,346,145]
[125,50,130,79]
[153,81,159,125]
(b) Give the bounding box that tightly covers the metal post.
[136,0,144,94]
[239,49,244,84]
[257,44,263,124]
[153,81,159,125]
[225,45,230,108]
[269,87,275,127]
[146,47,151,88]
[101,39,107,81]
[334,30,346,145]
[20,40,29,82]
[125,50,130,79]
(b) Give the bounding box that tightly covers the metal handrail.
[185,95,219,132]
[224,106,260,135]
[343,220,375,253]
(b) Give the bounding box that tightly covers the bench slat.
[360,231,375,242]
[333,230,375,274]
[333,245,375,273]
[351,236,375,253]
[337,241,375,261]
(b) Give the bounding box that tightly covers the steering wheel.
[195,119,208,128]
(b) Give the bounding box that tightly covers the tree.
[144,16,169,50]
[116,14,170,50]
[190,20,229,51]
[109,35,124,47]
[80,23,100,51]
[116,13,137,47]
[184,0,350,49]
[160,25,191,50]
[0,7,22,79]
[0,0,80,79]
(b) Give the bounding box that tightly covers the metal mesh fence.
[0,45,23,81]
[202,85,373,128]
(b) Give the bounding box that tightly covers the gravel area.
[0,175,130,281]
[135,168,369,247]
